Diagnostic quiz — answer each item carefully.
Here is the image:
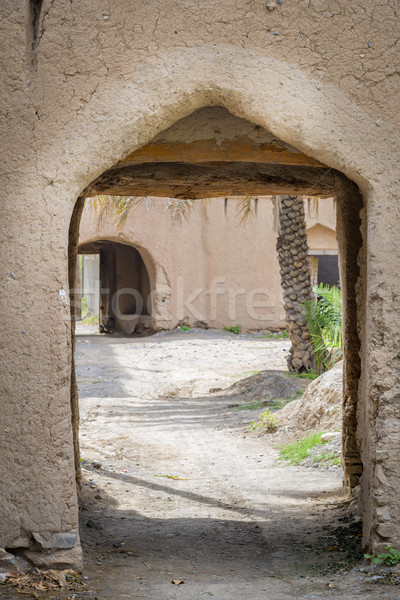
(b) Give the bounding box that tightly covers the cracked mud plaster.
[0,0,399,567]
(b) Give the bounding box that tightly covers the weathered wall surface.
[0,0,399,566]
[79,197,337,331]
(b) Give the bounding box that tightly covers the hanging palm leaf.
[165,198,194,223]
[236,195,255,224]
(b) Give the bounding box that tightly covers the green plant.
[279,431,327,464]
[364,547,400,566]
[179,325,191,332]
[81,314,99,325]
[81,296,88,318]
[224,324,242,335]
[250,409,279,432]
[283,369,320,380]
[301,283,343,374]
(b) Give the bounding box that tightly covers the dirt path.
[72,329,396,599]
[1,330,396,599]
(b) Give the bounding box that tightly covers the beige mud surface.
[2,330,397,599]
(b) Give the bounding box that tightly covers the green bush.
[365,547,400,566]
[250,409,279,432]
[301,283,342,373]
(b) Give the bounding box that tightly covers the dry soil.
[1,329,398,599]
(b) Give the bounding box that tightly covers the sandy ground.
[2,328,398,599]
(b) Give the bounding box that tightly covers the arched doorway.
[78,240,153,335]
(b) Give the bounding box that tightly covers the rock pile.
[278,361,343,434]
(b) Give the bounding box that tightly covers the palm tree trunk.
[276,195,315,372]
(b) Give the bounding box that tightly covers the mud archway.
[2,41,398,569]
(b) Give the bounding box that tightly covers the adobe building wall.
[78,197,338,332]
[0,0,399,568]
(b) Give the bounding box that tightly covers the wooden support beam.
[87,162,334,200]
[119,138,327,169]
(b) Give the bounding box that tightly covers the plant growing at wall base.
[301,283,342,374]
[224,324,242,334]
[364,547,400,566]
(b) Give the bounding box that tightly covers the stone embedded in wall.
[32,530,79,550]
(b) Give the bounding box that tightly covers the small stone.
[377,522,392,538]
[0,548,17,572]
[273,30,279,35]
[321,432,341,443]
[86,520,97,529]
[376,507,391,522]
[23,547,82,571]
[375,464,387,485]
[376,450,389,461]
[113,541,122,548]
[92,461,102,469]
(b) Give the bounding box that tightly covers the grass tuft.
[224,324,242,334]
[279,432,327,464]
[283,369,320,380]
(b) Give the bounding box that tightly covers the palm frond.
[305,195,320,218]
[86,195,151,230]
[271,196,281,233]
[301,284,342,373]
[236,196,255,225]
[165,198,194,223]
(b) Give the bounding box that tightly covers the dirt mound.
[278,361,343,434]
[224,370,301,403]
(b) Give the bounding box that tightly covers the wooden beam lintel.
[119,139,327,169]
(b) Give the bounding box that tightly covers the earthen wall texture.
[0,0,399,565]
